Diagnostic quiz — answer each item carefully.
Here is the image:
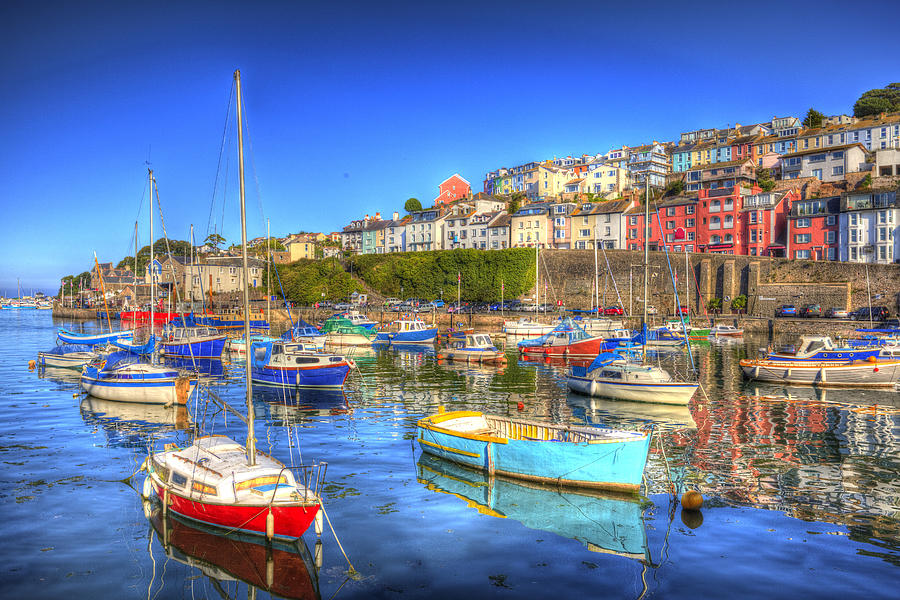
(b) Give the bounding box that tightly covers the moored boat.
[502,317,556,337]
[37,343,96,369]
[57,327,134,346]
[250,340,351,389]
[374,319,437,344]
[518,317,609,359]
[710,324,743,337]
[80,351,196,405]
[739,356,900,388]
[761,335,881,362]
[416,409,651,493]
[159,326,226,359]
[567,351,699,405]
[438,333,507,365]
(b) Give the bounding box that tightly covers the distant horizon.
[3,0,899,292]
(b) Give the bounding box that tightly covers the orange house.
[434,174,471,205]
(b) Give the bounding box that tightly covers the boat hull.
[417,412,650,493]
[57,328,133,346]
[81,372,195,405]
[438,349,507,364]
[567,374,698,405]
[374,328,438,344]
[251,363,350,389]
[160,336,226,359]
[149,479,319,541]
[739,358,900,388]
[520,336,607,359]
[37,350,94,369]
[325,332,375,346]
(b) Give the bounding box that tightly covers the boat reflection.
[567,391,697,431]
[255,386,350,413]
[146,502,321,600]
[742,381,900,409]
[163,356,226,381]
[416,453,650,561]
[79,397,191,448]
[37,365,83,384]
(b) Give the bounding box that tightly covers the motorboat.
[80,350,196,405]
[502,317,556,337]
[374,319,437,344]
[762,335,881,362]
[37,343,96,369]
[709,324,743,337]
[438,333,507,365]
[517,317,609,359]
[159,326,226,359]
[739,355,900,388]
[567,351,699,405]
[250,340,352,389]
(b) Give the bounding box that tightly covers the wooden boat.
[250,340,351,389]
[567,351,699,405]
[438,333,507,364]
[143,435,324,541]
[518,317,608,359]
[147,505,321,600]
[709,324,743,337]
[57,327,133,346]
[739,356,900,388]
[374,319,438,344]
[159,326,227,359]
[416,409,651,493]
[142,71,325,543]
[37,343,96,369]
[502,317,556,337]
[80,351,196,405]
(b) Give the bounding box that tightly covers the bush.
[707,298,723,313]
[730,294,747,312]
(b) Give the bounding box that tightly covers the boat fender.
[874,367,879,372]
[141,476,152,499]
[142,499,152,520]
[681,490,704,510]
[314,509,324,537]
[266,509,275,540]
[28,360,36,370]
[517,401,524,411]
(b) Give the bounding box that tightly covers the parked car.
[824,307,849,319]
[776,305,796,317]
[676,305,690,316]
[383,298,401,308]
[850,306,890,321]
[430,299,445,308]
[536,303,555,313]
[646,305,658,316]
[799,304,821,318]
[333,302,352,311]
[505,300,523,311]
[603,306,624,316]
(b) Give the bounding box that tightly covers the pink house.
[435,174,471,206]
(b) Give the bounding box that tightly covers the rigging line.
[653,208,697,374]
[600,243,625,311]
[237,90,269,237]
[207,80,235,243]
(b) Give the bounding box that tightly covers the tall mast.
[134,221,138,292]
[593,222,599,313]
[642,178,649,330]
[149,169,155,338]
[235,69,256,466]
[266,218,271,325]
[535,242,539,308]
[190,224,194,303]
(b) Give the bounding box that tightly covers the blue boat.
[80,351,196,405]
[763,335,881,362]
[250,340,351,389]
[58,327,134,346]
[374,319,438,344]
[163,356,226,379]
[159,326,226,359]
[417,453,649,561]
[416,410,651,493]
[281,319,326,349]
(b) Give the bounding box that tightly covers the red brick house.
[434,174,471,206]
[786,195,840,260]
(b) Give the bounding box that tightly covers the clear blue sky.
[2,0,899,295]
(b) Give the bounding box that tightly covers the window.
[710,216,721,230]
[826,215,836,225]
[629,216,638,226]
[686,218,695,228]
[666,220,675,230]
[850,229,858,243]
[628,229,637,239]
[850,247,857,260]
[832,151,844,159]
[666,207,676,216]
[850,213,858,225]
[723,215,733,229]
[579,229,590,237]
[796,218,811,228]
[832,166,844,176]
[750,229,757,242]
[666,234,674,242]
[812,169,823,180]
[749,211,758,224]
[686,244,694,252]
[685,205,695,215]
[795,249,810,259]
[827,247,836,260]
[687,232,695,241]
[604,227,611,236]
[826,231,836,244]
[795,233,811,244]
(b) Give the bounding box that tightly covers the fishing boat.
[141,70,325,543]
[340,310,378,330]
[739,355,900,388]
[709,324,743,337]
[250,340,352,389]
[416,409,651,493]
[645,326,686,347]
[567,351,699,405]
[281,319,326,350]
[321,315,378,346]
[502,317,556,337]
[159,326,227,359]
[517,317,609,359]
[573,316,625,337]
[146,505,321,600]
[80,349,196,405]
[417,453,650,561]
[438,333,507,365]
[761,335,881,362]
[37,343,96,369]
[374,319,437,344]
[57,327,134,346]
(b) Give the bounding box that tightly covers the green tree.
[204,233,226,250]
[860,173,872,190]
[707,298,722,314]
[404,197,422,212]
[665,179,685,196]
[250,237,286,258]
[756,167,776,192]
[507,191,525,215]
[853,83,900,118]
[730,294,747,312]
[802,108,825,129]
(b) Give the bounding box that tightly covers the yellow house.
[285,239,317,261]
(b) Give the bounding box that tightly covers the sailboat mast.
[642,180,649,329]
[593,223,599,313]
[190,224,194,303]
[235,69,257,466]
[149,170,155,338]
[266,218,271,326]
[535,242,539,308]
[134,221,138,294]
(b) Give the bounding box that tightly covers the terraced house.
[840,188,900,264]
[796,112,900,152]
[781,143,868,182]
[405,208,446,252]
[569,199,635,250]
[510,203,553,248]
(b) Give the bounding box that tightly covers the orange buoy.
[874,367,879,372]
[681,490,704,510]
[28,360,36,370]
[868,355,877,363]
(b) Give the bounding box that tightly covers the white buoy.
[266,510,275,540]
[314,509,324,537]
[141,476,152,499]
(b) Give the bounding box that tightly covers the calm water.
[2,310,899,599]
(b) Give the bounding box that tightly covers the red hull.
[152,481,320,540]
[150,509,318,600]
[521,336,606,358]
[122,310,179,324]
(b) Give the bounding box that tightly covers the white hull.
[325,332,374,346]
[740,359,900,388]
[503,321,555,336]
[567,375,697,405]
[38,351,94,369]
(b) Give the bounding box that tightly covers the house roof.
[781,142,867,159]
[690,158,755,171]
[488,213,511,227]
[439,173,471,187]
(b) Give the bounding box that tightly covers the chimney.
[375,212,381,220]
[393,211,399,221]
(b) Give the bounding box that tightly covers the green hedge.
[272,259,365,305]
[349,248,536,302]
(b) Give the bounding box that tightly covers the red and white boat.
[517,317,608,359]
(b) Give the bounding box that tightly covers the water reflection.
[417,453,651,562]
[79,396,191,448]
[146,502,321,600]
[163,356,227,381]
[567,391,697,432]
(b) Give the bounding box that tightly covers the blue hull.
[374,328,438,344]
[251,364,349,389]
[58,328,133,346]
[161,338,226,359]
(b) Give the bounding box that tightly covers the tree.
[404,197,422,213]
[860,173,872,190]
[204,233,226,250]
[802,108,825,129]
[853,84,900,118]
[730,294,747,313]
[756,167,776,192]
[507,191,525,215]
[707,298,722,314]
[250,237,286,258]
[665,180,685,196]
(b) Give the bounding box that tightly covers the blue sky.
[2,0,899,294]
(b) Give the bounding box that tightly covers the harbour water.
[2,310,899,599]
